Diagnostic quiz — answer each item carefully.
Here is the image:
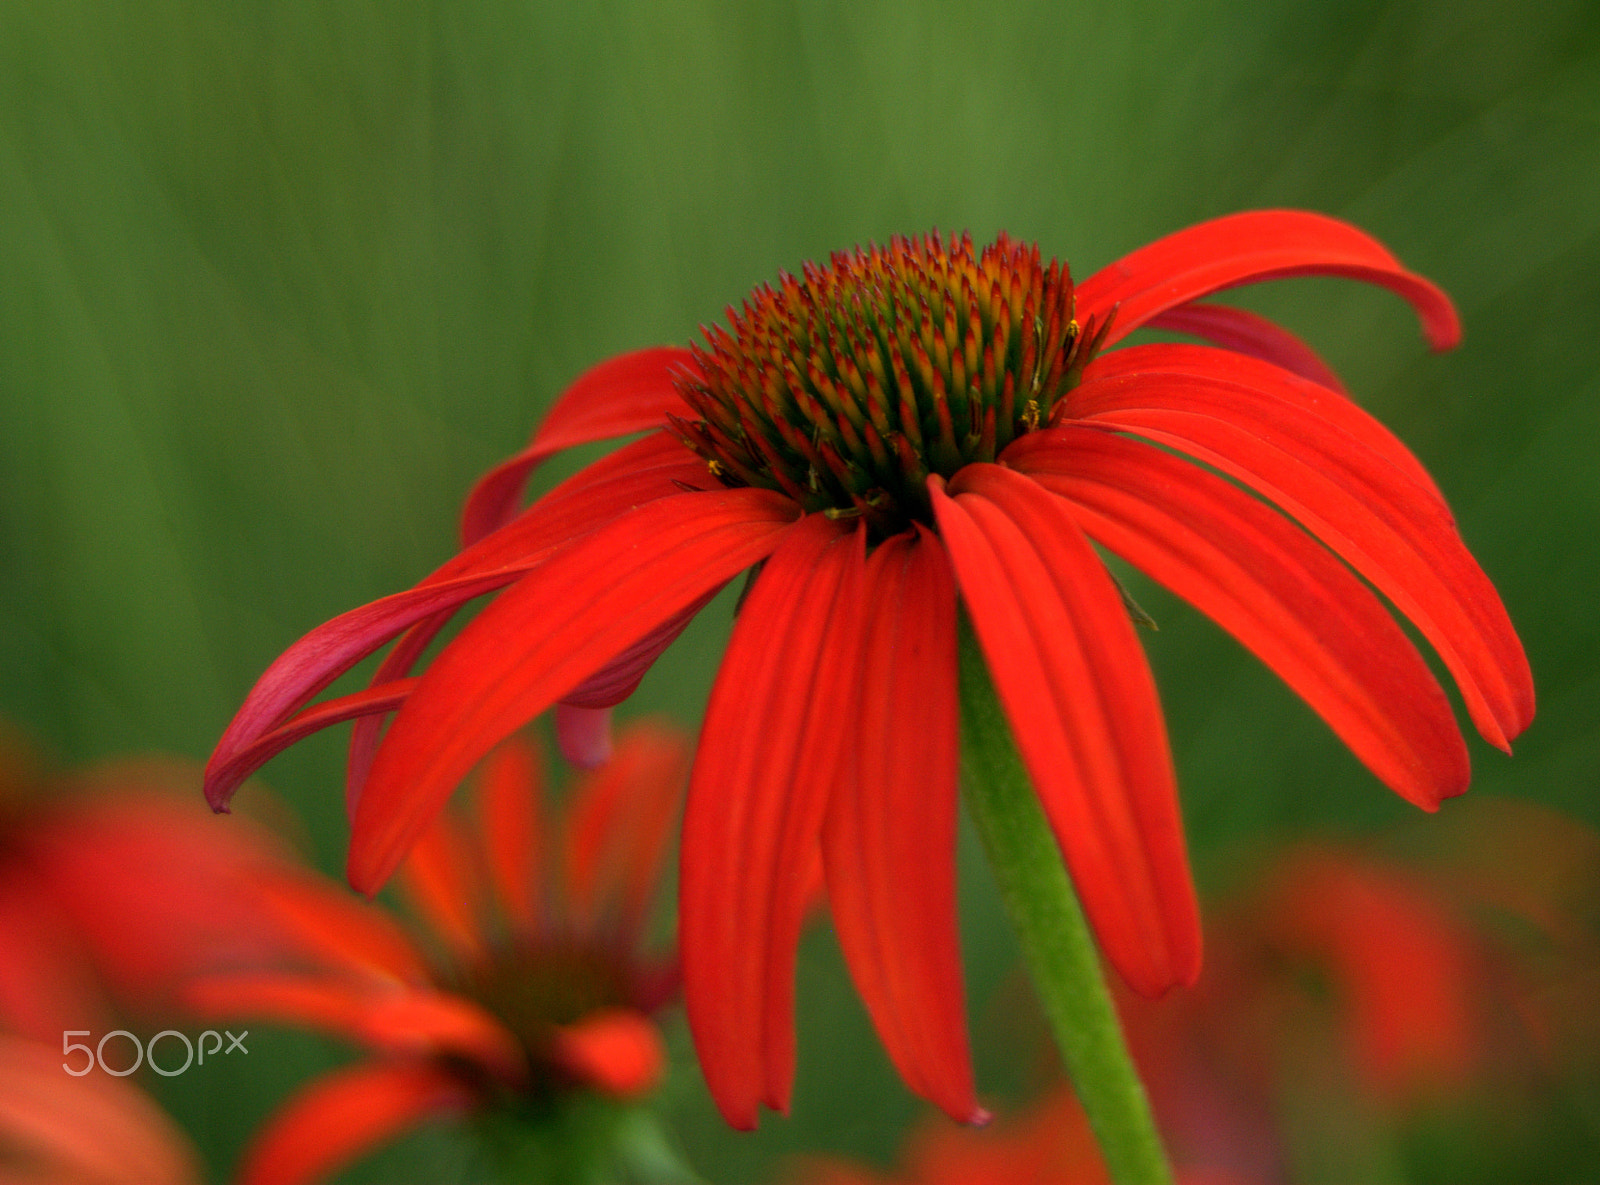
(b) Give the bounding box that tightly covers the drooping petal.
[349,488,799,895]
[555,590,720,708]
[931,466,1201,996]
[207,681,416,813]
[1075,210,1460,351]
[1145,301,1348,395]
[445,430,706,583]
[819,525,984,1122]
[1010,427,1470,808]
[351,433,705,811]
[460,346,697,544]
[562,721,691,939]
[473,735,546,935]
[237,1061,474,1185]
[681,513,866,1129]
[1064,346,1534,749]
[209,433,701,812]
[1079,343,1446,507]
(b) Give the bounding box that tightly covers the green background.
[2,0,1596,1180]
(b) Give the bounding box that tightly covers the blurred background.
[1,0,1596,1180]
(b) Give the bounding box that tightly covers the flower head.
[670,232,1107,538]
[207,211,1534,1128]
[187,723,687,1185]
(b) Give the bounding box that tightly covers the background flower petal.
[237,1061,474,1185]
[562,720,691,940]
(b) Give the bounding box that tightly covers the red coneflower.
[206,211,1533,1130]
[188,724,687,1185]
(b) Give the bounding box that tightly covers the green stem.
[957,621,1174,1185]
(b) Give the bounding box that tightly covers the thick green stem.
[957,622,1174,1185]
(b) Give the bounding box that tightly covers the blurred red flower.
[1116,800,1600,1181]
[791,1086,1252,1185]
[207,212,1533,1128]
[0,725,292,1185]
[0,726,288,1040]
[185,723,688,1185]
[0,1032,203,1185]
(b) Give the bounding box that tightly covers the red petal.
[207,681,416,813]
[1264,853,1479,1102]
[1080,343,1446,507]
[248,867,430,983]
[555,590,720,708]
[349,489,798,895]
[1076,210,1460,351]
[349,432,704,811]
[680,513,865,1129]
[238,1061,473,1185]
[446,430,703,581]
[397,811,488,964]
[0,889,104,1040]
[932,467,1201,996]
[184,972,523,1081]
[0,1033,202,1185]
[473,736,546,934]
[1146,301,1349,395]
[819,526,984,1121]
[562,721,691,939]
[459,347,697,544]
[1066,346,1534,749]
[1009,427,1471,808]
[210,433,699,813]
[549,1008,667,1098]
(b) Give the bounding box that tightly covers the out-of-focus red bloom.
[0,730,289,1039]
[186,723,688,1185]
[0,725,290,1185]
[1116,799,1600,1180]
[791,1087,1253,1185]
[206,212,1533,1128]
[0,1032,203,1185]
